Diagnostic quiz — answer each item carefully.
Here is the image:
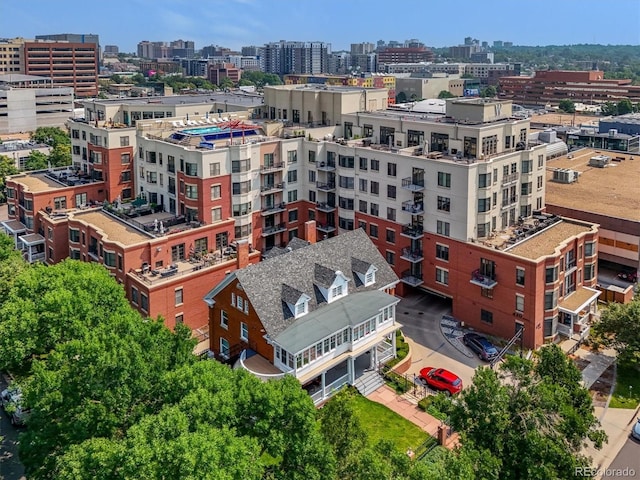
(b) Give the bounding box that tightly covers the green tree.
[49,143,72,167]
[110,74,123,84]
[0,232,27,304]
[617,99,633,115]
[558,99,576,113]
[30,127,69,148]
[438,90,456,99]
[130,73,145,85]
[396,91,408,103]
[600,102,618,116]
[0,154,19,201]
[24,150,48,171]
[240,71,282,87]
[441,345,605,480]
[480,86,497,98]
[218,77,234,90]
[593,298,640,366]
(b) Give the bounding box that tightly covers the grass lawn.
[349,393,431,453]
[609,362,640,409]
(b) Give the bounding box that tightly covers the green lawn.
[609,362,640,409]
[349,393,431,453]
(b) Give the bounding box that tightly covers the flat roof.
[72,210,151,246]
[506,220,593,260]
[559,286,601,314]
[545,149,640,221]
[11,173,67,192]
[82,92,264,108]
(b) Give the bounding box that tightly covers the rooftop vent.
[588,155,610,168]
[552,168,579,184]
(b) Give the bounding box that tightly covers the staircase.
[353,370,385,397]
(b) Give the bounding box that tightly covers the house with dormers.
[204,223,401,404]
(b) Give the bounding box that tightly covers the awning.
[559,287,601,315]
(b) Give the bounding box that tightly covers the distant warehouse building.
[599,113,640,137]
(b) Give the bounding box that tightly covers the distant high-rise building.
[208,63,240,85]
[503,42,514,47]
[263,41,330,75]
[104,45,119,56]
[449,44,482,59]
[493,40,504,48]
[36,33,100,62]
[170,39,195,58]
[350,42,375,55]
[24,40,99,97]
[377,46,434,64]
[0,38,25,74]
[201,45,233,59]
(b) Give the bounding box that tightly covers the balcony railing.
[260,162,285,173]
[400,223,424,239]
[261,202,287,216]
[501,172,519,186]
[316,181,336,191]
[316,202,336,212]
[260,182,285,194]
[401,270,424,287]
[401,200,424,215]
[401,176,425,191]
[470,269,498,289]
[501,196,518,209]
[317,161,336,171]
[261,223,286,236]
[317,223,336,233]
[401,247,424,263]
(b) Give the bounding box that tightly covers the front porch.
[1,219,27,248]
[18,233,46,263]
[557,287,601,341]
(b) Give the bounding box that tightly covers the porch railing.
[323,373,350,398]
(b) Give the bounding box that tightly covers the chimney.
[236,239,250,269]
[304,220,317,244]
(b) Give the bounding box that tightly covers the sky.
[2,0,639,53]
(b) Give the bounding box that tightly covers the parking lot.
[396,291,484,391]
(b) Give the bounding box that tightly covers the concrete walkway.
[572,346,617,389]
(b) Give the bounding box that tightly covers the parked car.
[463,333,499,361]
[1,386,29,426]
[632,418,640,441]
[0,386,21,408]
[617,270,638,283]
[419,367,463,395]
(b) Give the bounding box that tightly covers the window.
[437,196,450,212]
[437,220,450,237]
[167,156,176,173]
[516,294,525,313]
[69,228,80,243]
[308,151,316,163]
[538,154,544,168]
[339,217,354,230]
[332,285,343,297]
[370,181,379,195]
[231,159,250,173]
[387,162,397,177]
[175,288,183,306]
[211,207,222,223]
[211,185,221,200]
[236,296,244,311]
[287,190,298,202]
[436,267,449,285]
[185,184,198,199]
[232,181,251,195]
[359,157,368,170]
[481,288,493,299]
[120,136,129,147]
[480,309,493,324]
[220,310,229,329]
[220,338,230,358]
[386,229,395,243]
[104,251,116,268]
[232,202,252,217]
[371,159,380,171]
[545,265,558,283]
[309,170,316,183]
[521,159,532,173]
[370,224,378,238]
[308,190,316,202]
[339,176,354,189]
[287,170,298,183]
[359,178,368,192]
[387,185,396,199]
[385,251,395,265]
[288,229,298,241]
[544,290,558,310]
[288,210,298,222]
[478,173,491,188]
[287,150,297,164]
[584,263,595,281]
[437,172,451,188]
[370,203,379,216]
[436,244,449,261]
[339,155,354,168]
[585,241,595,257]
[240,322,249,341]
[477,198,491,213]
[131,287,139,305]
[121,153,131,164]
[140,293,149,312]
[521,182,532,195]
[359,200,367,213]
[175,314,184,325]
[516,267,525,286]
[209,162,220,176]
[386,207,396,221]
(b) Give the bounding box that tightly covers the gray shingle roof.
[235,229,399,339]
[314,263,338,288]
[351,257,373,275]
[281,284,305,305]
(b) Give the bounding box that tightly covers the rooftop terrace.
[9,167,103,193]
[545,148,640,222]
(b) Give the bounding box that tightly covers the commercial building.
[23,40,99,98]
[395,76,465,101]
[599,113,640,137]
[263,41,330,75]
[499,70,640,107]
[0,74,74,134]
[208,63,241,85]
[0,139,51,169]
[0,38,25,74]
[204,228,401,404]
[377,46,434,65]
[284,74,396,106]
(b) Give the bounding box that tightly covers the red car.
[419,367,463,395]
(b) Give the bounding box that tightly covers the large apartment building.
[2,88,601,350]
[263,41,331,75]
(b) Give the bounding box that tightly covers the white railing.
[324,373,350,398]
[557,324,571,337]
[311,389,324,404]
[377,342,395,364]
[239,350,288,381]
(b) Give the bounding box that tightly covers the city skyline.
[1,0,639,53]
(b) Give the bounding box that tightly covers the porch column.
[320,371,326,400]
[392,332,397,358]
[370,347,376,370]
[347,357,354,383]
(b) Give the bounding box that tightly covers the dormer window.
[332,285,343,297]
[295,301,308,317]
[365,271,375,285]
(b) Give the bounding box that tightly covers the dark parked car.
[418,367,463,395]
[463,333,499,361]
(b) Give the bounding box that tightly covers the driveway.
[0,375,26,480]
[396,291,483,390]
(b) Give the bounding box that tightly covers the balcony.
[261,223,286,236]
[401,200,424,215]
[400,223,424,239]
[470,269,498,289]
[401,177,425,192]
[501,197,518,209]
[316,161,336,172]
[261,202,287,216]
[401,270,424,287]
[316,181,336,192]
[501,172,519,186]
[260,162,285,173]
[317,223,336,233]
[316,202,336,213]
[401,247,424,263]
[260,182,285,195]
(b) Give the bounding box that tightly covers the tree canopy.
[0,154,19,202]
[558,99,576,113]
[593,297,640,366]
[438,90,456,99]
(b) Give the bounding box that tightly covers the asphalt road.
[0,376,26,480]
[601,436,640,479]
